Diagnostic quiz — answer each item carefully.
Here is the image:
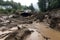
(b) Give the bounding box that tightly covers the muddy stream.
[34,22,60,40]
[0,22,60,40]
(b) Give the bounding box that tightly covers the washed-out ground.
[0,21,60,40]
[32,22,60,40]
[0,13,60,40]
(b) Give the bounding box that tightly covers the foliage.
[0,0,22,14]
[0,0,22,10]
[21,6,29,10]
[47,0,59,10]
[29,3,35,12]
[38,0,60,12]
[38,0,46,12]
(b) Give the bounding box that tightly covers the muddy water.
[0,27,18,40]
[34,22,60,40]
[0,22,60,40]
[24,29,45,40]
[0,26,45,40]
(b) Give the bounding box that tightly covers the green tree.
[29,3,35,12]
[17,3,22,10]
[38,0,46,12]
[38,0,60,12]
[47,0,60,10]
[0,0,22,14]
[0,0,4,5]
[48,0,59,9]
[4,0,22,10]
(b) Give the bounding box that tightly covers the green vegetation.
[38,0,60,12]
[0,0,22,14]
[29,3,35,12]
[38,0,46,12]
[0,0,35,14]
[0,0,21,10]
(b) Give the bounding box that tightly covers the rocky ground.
[0,14,44,40]
[0,14,60,40]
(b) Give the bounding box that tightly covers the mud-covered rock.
[46,10,60,29]
[5,27,34,40]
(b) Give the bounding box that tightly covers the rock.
[5,27,34,40]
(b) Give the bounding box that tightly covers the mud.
[0,25,44,40]
[0,13,60,40]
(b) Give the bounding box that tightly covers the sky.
[13,0,38,6]
[4,0,39,9]
[13,0,39,9]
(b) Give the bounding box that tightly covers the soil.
[0,13,60,40]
